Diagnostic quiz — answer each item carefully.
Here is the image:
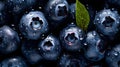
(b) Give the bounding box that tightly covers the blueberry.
[0,57,27,67]
[21,40,42,64]
[0,25,20,54]
[105,44,120,67]
[19,11,49,40]
[5,0,37,14]
[83,31,105,61]
[59,54,86,67]
[45,0,69,22]
[38,34,61,61]
[60,23,84,52]
[94,9,120,39]
[69,3,75,20]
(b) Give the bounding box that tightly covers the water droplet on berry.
[11,24,15,27]
[50,6,52,9]
[96,18,99,21]
[32,9,34,11]
[93,31,96,36]
[80,37,83,40]
[84,43,87,46]
[39,7,42,9]
[116,20,119,23]
[114,52,119,56]
[111,8,115,10]
[38,48,40,50]
[42,34,45,37]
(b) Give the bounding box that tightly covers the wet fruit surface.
[0,0,119,67]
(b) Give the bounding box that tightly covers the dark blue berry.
[105,44,120,67]
[0,25,20,54]
[38,34,61,61]
[19,11,49,40]
[83,31,105,61]
[21,40,42,64]
[60,23,84,52]
[59,54,86,67]
[5,0,37,14]
[45,0,69,22]
[0,57,27,67]
[94,9,120,39]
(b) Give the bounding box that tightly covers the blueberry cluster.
[0,0,120,67]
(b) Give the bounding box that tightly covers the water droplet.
[32,9,34,11]
[114,52,119,56]
[84,43,87,46]
[96,18,99,21]
[93,31,96,36]
[71,22,74,24]
[38,48,40,50]
[50,6,52,9]
[80,37,83,40]
[79,30,81,32]
[11,24,15,27]
[111,8,115,10]
[39,7,42,9]
[42,34,45,37]
[107,11,111,15]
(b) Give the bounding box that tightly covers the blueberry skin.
[87,63,103,67]
[19,11,49,40]
[105,44,120,67]
[0,25,20,54]
[69,3,75,20]
[59,54,86,67]
[21,40,42,64]
[84,31,105,61]
[38,34,61,61]
[5,0,37,14]
[106,0,120,8]
[60,23,84,52]
[94,9,120,38]
[45,0,69,22]
[0,57,27,67]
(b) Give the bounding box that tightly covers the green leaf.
[76,0,90,31]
